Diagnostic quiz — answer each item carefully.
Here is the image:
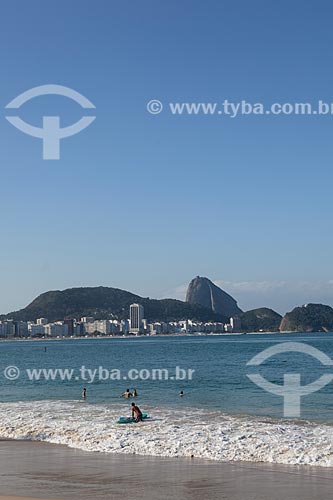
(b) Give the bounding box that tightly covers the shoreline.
[1,440,333,499]
[0,400,332,467]
[0,331,327,343]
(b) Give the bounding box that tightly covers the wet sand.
[0,440,332,500]
[0,495,55,500]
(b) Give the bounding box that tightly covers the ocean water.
[0,333,332,466]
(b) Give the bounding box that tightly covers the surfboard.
[116,413,149,424]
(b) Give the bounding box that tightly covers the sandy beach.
[0,440,332,500]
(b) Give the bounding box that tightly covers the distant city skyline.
[1,1,332,316]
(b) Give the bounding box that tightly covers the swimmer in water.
[133,388,138,397]
[120,389,132,398]
[82,388,87,399]
[179,391,184,397]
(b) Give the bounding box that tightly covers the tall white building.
[130,304,144,334]
[230,317,241,332]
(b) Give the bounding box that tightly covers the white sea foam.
[0,400,332,467]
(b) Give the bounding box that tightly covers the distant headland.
[1,276,333,336]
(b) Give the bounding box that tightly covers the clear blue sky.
[0,0,332,314]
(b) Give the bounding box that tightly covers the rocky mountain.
[1,286,227,323]
[186,276,242,317]
[279,303,333,332]
[240,307,282,332]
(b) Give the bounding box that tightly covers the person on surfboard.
[131,402,143,422]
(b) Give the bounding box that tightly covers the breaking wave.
[0,400,332,467]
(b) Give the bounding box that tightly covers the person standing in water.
[82,388,87,399]
[179,391,184,397]
[131,402,143,422]
[133,388,138,397]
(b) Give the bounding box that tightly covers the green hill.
[280,303,333,332]
[241,307,282,332]
[1,286,228,323]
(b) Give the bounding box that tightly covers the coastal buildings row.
[0,304,241,338]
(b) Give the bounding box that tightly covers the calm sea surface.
[1,333,333,423]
